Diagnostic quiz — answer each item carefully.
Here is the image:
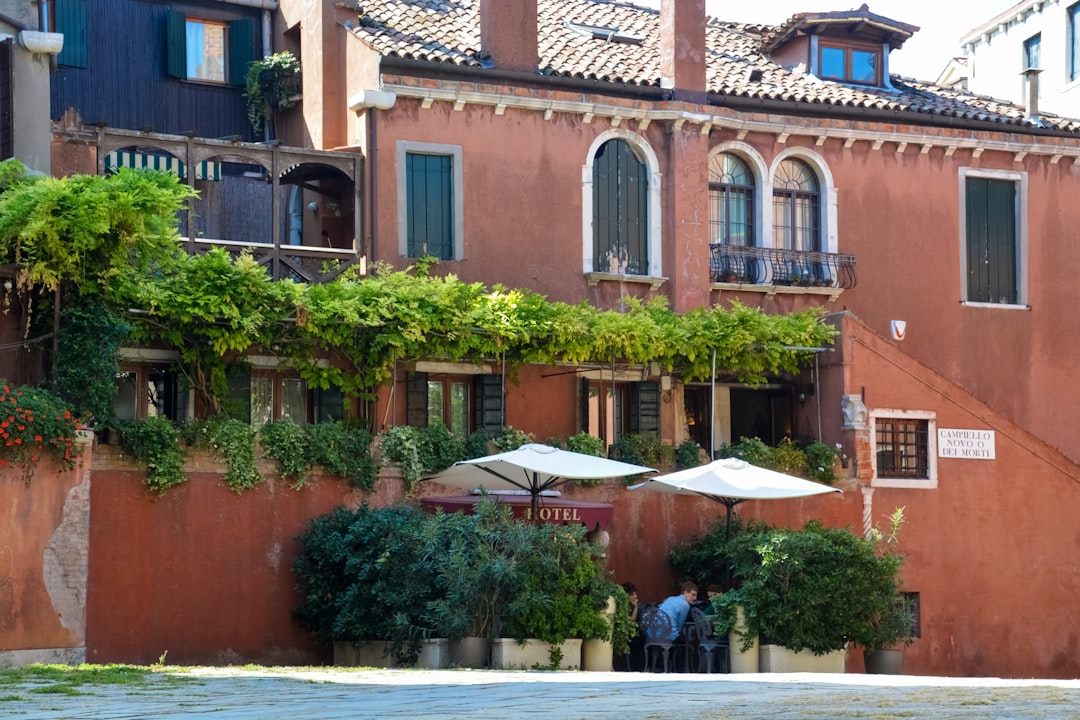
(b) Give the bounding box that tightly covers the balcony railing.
[709,244,857,289]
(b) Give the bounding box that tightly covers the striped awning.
[104,150,221,181]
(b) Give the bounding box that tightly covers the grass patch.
[0,663,151,689]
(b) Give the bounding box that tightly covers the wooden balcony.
[709,244,857,290]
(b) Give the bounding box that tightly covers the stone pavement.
[5,667,1080,719]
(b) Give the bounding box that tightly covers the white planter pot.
[728,605,759,673]
[450,636,489,668]
[490,638,582,670]
[582,638,613,671]
[333,639,450,669]
[759,644,846,673]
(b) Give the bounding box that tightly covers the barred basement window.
[875,418,928,479]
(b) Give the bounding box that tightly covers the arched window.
[772,158,820,251]
[593,139,648,275]
[709,153,754,246]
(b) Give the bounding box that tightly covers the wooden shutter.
[228,18,257,87]
[579,377,591,435]
[166,11,187,79]
[406,372,429,426]
[966,177,1017,304]
[55,0,88,68]
[0,40,11,161]
[406,153,453,260]
[474,374,504,436]
[630,381,660,434]
[593,139,648,275]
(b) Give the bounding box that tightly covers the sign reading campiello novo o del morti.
[937,428,996,459]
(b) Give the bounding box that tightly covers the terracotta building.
[6,0,1080,677]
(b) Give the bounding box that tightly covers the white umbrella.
[630,457,841,537]
[426,443,656,521]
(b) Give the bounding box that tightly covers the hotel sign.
[937,428,995,459]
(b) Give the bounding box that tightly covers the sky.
[637,1,1021,82]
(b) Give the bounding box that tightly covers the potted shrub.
[243,51,302,138]
[719,520,907,673]
[859,507,914,674]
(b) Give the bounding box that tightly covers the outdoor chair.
[688,607,729,673]
[640,605,677,673]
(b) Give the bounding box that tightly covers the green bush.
[722,436,774,468]
[259,418,310,486]
[292,504,442,666]
[52,299,130,428]
[492,425,533,452]
[675,438,704,469]
[803,440,841,485]
[722,520,906,655]
[193,417,262,492]
[306,421,376,490]
[771,438,806,475]
[566,432,604,457]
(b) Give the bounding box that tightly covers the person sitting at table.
[658,581,698,641]
[619,581,645,671]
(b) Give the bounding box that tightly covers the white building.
[955,0,1080,118]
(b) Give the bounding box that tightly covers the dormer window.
[819,41,880,85]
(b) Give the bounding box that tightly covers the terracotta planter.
[759,644,846,673]
[864,648,903,674]
[450,636,488,668]
[490,638,582,670]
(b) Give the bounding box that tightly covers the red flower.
[34,435,42,442]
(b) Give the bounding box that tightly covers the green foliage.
[52,299,130,427]
[0,158,28,192]
[194,417,262,493]
[120,417,186,494]
[259,418,310,487]
[722,520,907,655]
[566,432,604,457]
[378,425,423,493]
[611,432,671,477]
[296,499,626,658]
[492,426,533,452]
[803,440,842,485]
[0,383,82,472]
[771,437,806,475]
[722,436,775,468]
[244,51,302,135]
[292,504,445,665]
[462,429,493,459]
[608,584,637,656]
[306,421,376,491]
[668,516,744,592]
[565,432,607,486]
[0,168,192,295]
[675,438,704,469]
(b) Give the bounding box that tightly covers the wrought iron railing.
[709,244,857,289]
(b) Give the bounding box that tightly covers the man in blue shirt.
[658,581,698,641]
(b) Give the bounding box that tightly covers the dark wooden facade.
[50,0,259,140]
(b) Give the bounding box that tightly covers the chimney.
[479,0,538,73]
[1022,67,1042,119]
[660,0,706,102]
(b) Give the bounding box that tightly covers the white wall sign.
[937,428,996,459]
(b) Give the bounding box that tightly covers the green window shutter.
[228,19,257,87]
[406,153,453,260]
[579,377,591,435]
[166,10,187,79]
[406,372,429,427]
[630,381,660,435]
[966,177,1017,304]
[592,139,648,275]
[474,375,504,437]
[55,0,88,68]
[0,39,12,161]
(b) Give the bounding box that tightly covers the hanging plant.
[243,51,302,136]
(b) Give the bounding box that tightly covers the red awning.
[419,495,614,530]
